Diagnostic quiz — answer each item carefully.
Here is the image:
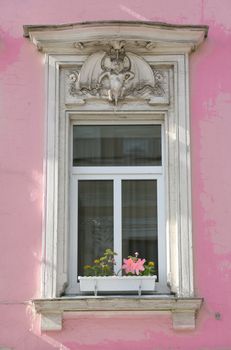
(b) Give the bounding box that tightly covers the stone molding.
[23,21,208,54]
[32,296,203,331]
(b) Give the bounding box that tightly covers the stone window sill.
[32,295,203,331]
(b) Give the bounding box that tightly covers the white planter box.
[78,276,157,296]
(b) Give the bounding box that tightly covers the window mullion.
[67,177,78,294]
[156,175,167,291]
[113,177,122,275]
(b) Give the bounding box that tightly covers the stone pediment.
[24,21,207,108]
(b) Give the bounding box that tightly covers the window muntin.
[68,122,166,294]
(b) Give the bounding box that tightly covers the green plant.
[83,248,117,276]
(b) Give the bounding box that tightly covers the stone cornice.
[23,21,208,54]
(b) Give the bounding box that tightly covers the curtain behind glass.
[78,180,113,276]
[122,180,158,274]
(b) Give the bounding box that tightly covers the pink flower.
[122,258,146,275]
[122,258,134,274]
[133,259,146,275]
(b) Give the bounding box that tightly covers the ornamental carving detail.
[66,41,169,106]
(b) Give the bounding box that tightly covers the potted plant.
[78,249,157,296]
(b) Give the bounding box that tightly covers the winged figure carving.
[75,47,156,105]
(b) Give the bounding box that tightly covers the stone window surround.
[24,21,208,331]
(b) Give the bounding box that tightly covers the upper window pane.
[73,125,162,166]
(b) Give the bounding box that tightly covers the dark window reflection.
[73,125,162,166]
[122,180,158,276]
[78,180,113,276]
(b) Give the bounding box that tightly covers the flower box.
[78,275,157,296]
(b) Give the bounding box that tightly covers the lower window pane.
[78,180,113,276]
[122,180,158,275]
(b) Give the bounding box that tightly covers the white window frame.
[41,51,194,300]
[67,120,167,294]
[24,21,208,330]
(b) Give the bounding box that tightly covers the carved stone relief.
[65,41,169,106]
[72,39,157,53]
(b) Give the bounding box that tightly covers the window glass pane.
[122,180,158,275]
[73,125,161,166]
[78,180,113,276]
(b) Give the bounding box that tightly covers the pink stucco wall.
[1,1,231,349]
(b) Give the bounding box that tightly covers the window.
[25,21,207,330]
[67,122,167,294]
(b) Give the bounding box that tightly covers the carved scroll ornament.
[68,42,166,105]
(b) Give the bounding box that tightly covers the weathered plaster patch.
[217,256,231,284]
[198,93,231,255]
[60,315,172,345]
[204,0,231,31]
[29,170,43,209]
[0,30,22,72]
[119,5,149,21]
[218,259,231,272]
